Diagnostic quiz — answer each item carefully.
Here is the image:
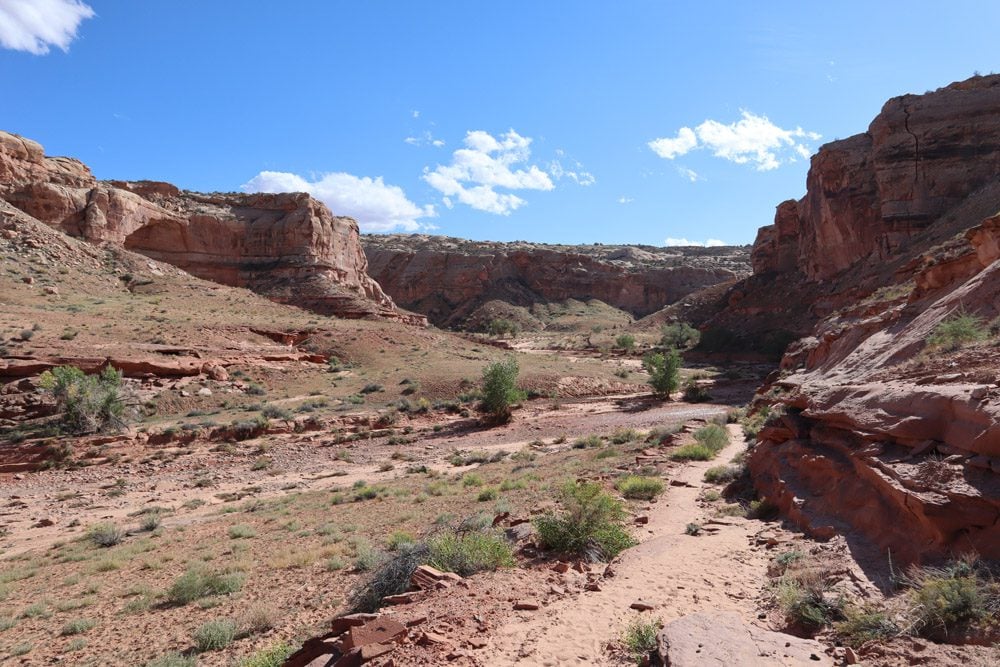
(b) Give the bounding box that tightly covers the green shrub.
[487,318,519,338]
[642,350,681,397]
[534,481,635,561]
[462,473,484,487]
[87,522,124,548]
[480,357,526,422]
[615,333,636,352]
[168,568,245,604]
[386,531,416,550]
[660,322,700,349]
[610,428,639,444]
[694,424,728,451]
[621,616,662,665]
[903,560,993,636]
[145,653,197,667]
[928,312,989,352]
[228,524,256,539]
[60,618,96,635]
[573,434,603,449]
[835,605,899,646]
[775,561,842,631]
[39,365,134,434]
[193,618,237,652]
[239,643,294,667]
[616,476,664,500]
[682,380,711,402]
[350,542,427,612]
[684,522,701,535]
[477,487,499,502]
[428,530,515,576]
[670,443,714,461]
[260,404,292,420]
[703,464,742,484]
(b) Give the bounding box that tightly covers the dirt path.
[482,424,775,666]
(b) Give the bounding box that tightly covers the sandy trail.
[483,424,772,666]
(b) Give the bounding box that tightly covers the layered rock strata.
[719,75,1000,562]
[0,131,423,325]
[363,234,750,327]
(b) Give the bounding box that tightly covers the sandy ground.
[482,425,779,666]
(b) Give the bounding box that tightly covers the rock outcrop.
[715,75,1000,563]
[363,234,750,327]
[0,131,424,325]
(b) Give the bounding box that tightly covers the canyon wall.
[0,131,424,325]
[363,234,750,328]
[721,75,1000,562]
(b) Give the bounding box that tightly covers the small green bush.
[39,365,134,434]
[703,464,742,484]
[903,560,994,636]
[428,530,515,576]
[642,349,681,397]
[60,618,96,636]
[260,404,292,420]
[610,428,639,444]
[145,653,197,667]
[694,424,728,451]
[615,333,636,352]
[616,476,664,500]
[573,434,603,449]
[350,542,427,612]
[670,443,714,461]
[660,322,700,349]
[480,357,526,422]
[534,481,635,561]
[487,318,519,338]
[928,312,989,352]
[193,618,237,652]
[835,605,899,646]
[168,568,244,604]
[682,380,711,402]
[239,643,294,667]
[228,524,256,539]
[87,522,124,548]
[621,616,662,665]
[477,487,499,502]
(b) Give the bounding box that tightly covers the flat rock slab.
[658,611,832,666]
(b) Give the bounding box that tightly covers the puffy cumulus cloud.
[617,196,634,205]
[423,129,554,215]
[0,0,94,54]
[242,171,436,233]
[665,237,727,247]
[649,111,820,171]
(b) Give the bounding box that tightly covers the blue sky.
[2,1,999,246]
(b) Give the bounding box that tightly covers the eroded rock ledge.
[0,131,424,325]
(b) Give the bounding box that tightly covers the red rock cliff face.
[721,75,1000,563]
[363,235,750,327]
[0,131,423,325]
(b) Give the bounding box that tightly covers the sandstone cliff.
[363,234,750,328]
[0,131,424,325]
[716,75,1000,562]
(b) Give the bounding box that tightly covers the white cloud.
[665,237,728,247]
[649,111,820,171]
[411,110,420,118]
[0,0,94,54]
[676,166,701,183]
[548,159,595,186]
[649,127,698,160]
[404,130,445,148]
[618,196,634,205]
[242,171,436,233]
[423,129,554,215]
